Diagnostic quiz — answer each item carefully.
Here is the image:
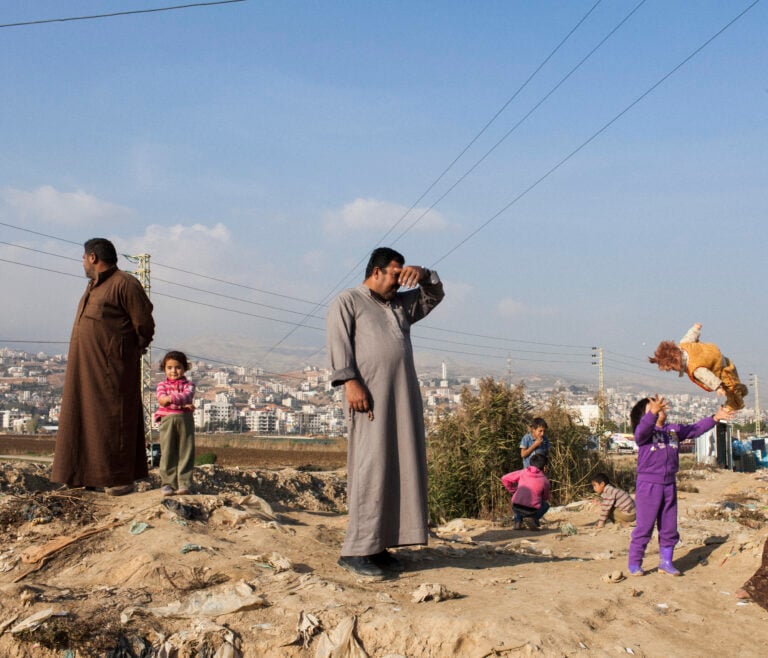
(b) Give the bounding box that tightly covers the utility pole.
[124,253,153,448]
[592,346,606,442]
[507,354,513,388]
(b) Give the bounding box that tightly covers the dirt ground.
[0,434,346,470]
[0,453,767,657]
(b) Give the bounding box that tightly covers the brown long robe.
[51,267,155,488]
[326,278,444,556]
[743,537,768,611]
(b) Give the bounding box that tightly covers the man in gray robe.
[326,247,444,578]
[52,238,155,495]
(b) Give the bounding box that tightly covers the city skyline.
[1,1,766,390]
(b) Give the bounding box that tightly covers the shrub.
[195,452,217,465]
[427,378,530,523]
[427,381,631,523]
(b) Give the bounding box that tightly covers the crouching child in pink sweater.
[501,454,551,530]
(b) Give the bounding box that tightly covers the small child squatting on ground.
[154,350,196,497]
[591,473,636,529]
[501,453,550,530]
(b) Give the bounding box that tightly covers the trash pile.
[0,462,351,657]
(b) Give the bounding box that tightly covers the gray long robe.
[326,278,444,556]
[52,267,155,488]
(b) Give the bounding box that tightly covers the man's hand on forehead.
[397,265,426,289]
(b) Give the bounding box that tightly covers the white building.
[195,392,234,429]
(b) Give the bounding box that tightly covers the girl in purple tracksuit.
[627,395,732,576]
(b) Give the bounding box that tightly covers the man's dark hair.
[630,398,650,433]
[592,473,609,485]
[365,247,404,279]
[530,417,548,431]
[84,238,118,265]
[529,454,547,470]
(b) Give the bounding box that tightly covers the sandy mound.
[1,463,767,657]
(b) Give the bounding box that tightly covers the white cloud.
[122,222,232,270]
[324,197,448,235]
[496,298,528,318]
[1,185,131,226]
[496,297,558,318]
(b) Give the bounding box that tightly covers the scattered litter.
[436,519,469,534]
[138,581,267,618]
[15,520,123,581]
[281,610,321,648]
[10,607,69,634]
[0,614,20,634]
[592,551,614,561]
[162,498,207,521]
[180,543,205,554]
[314,616,368,658]
[129,521,150,535]
[209,506,251,527]
[559,522,577,536]
[244,551,292,573]
[411,583,461,603]
[737,602,750,606]
[601,570,625,583]
[0,549,18,573]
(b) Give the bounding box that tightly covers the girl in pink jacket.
[501,454,551,530]
[154,351,196,496]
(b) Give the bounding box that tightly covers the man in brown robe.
[326,247,444,578]
[52,238,155,495]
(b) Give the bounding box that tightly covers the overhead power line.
[430,0,763,267]
[390,0,647,247]
[0,241,595,352]
[0,221,320,307]
[0,0,246,29]
[258,1,606,361]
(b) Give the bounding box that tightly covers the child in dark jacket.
[627,395,732,576]
[501,454,550,530]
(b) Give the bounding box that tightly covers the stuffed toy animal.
[649,323,748,411]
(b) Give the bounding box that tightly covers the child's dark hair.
[160,350,189,371]
[592,473,610,485]
[530,417,548,430]
[630,398,650,433]
[529,454,547,470]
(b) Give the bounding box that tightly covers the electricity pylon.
[592,346,606,440]
[125,253,153,447]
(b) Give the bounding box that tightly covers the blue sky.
[1,0,766,393]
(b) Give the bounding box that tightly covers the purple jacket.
[634,412,716,485]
